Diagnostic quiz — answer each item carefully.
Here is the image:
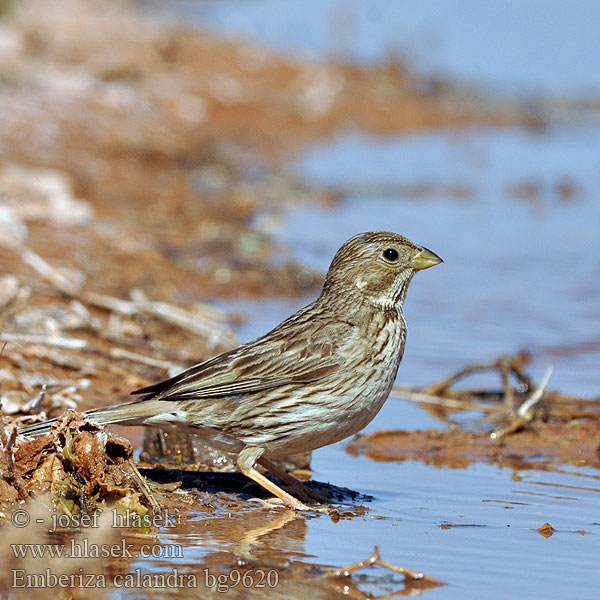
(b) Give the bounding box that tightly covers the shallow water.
[149,0,600,96]
[147,462,600,598]
[123,3,599,598]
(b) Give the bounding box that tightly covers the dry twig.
[0,415,31,500]
[21,384,47,414]
[0,341,30,499]
[109,347,183,374]
[0,333,87,349]
[127,459,161,514]
[17,246,236,349]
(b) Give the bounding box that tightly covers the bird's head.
[322,231,442,309]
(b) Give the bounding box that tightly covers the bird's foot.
[242,467,310,510]
[256,457,331,506]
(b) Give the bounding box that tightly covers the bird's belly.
[265,371,395,458]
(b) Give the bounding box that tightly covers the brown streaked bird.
[20,232,442,509]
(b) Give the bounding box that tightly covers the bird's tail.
[18,399,169,439]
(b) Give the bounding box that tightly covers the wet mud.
[347,422,600,469]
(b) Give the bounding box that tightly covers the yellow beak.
[409,247,443,270]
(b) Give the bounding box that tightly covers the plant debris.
[537,522,556,538]
[3,411,147,516]
[349,354,600,468]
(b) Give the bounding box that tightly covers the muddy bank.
[347,422,600,469]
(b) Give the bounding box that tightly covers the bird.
[20,232,442,509]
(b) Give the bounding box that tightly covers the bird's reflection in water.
[149,508,441,599]
[174,507,310,566]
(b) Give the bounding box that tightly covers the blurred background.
[169,0,600,399]
[1,1,599,598]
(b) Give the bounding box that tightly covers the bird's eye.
[382,248,399,262]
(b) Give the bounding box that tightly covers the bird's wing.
[131,313,352,401]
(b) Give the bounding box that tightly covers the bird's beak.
[409,247,443,270]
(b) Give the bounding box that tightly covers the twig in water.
[420,354,532,409]
[491,365,554,440]
[421,361,497,396]
[390,387,497,413]
[326,545,443,585]
[517,365,554,418]
[498,355,515,410]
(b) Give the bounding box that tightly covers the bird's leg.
[257,456,331,505]
[237,446,309,511]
